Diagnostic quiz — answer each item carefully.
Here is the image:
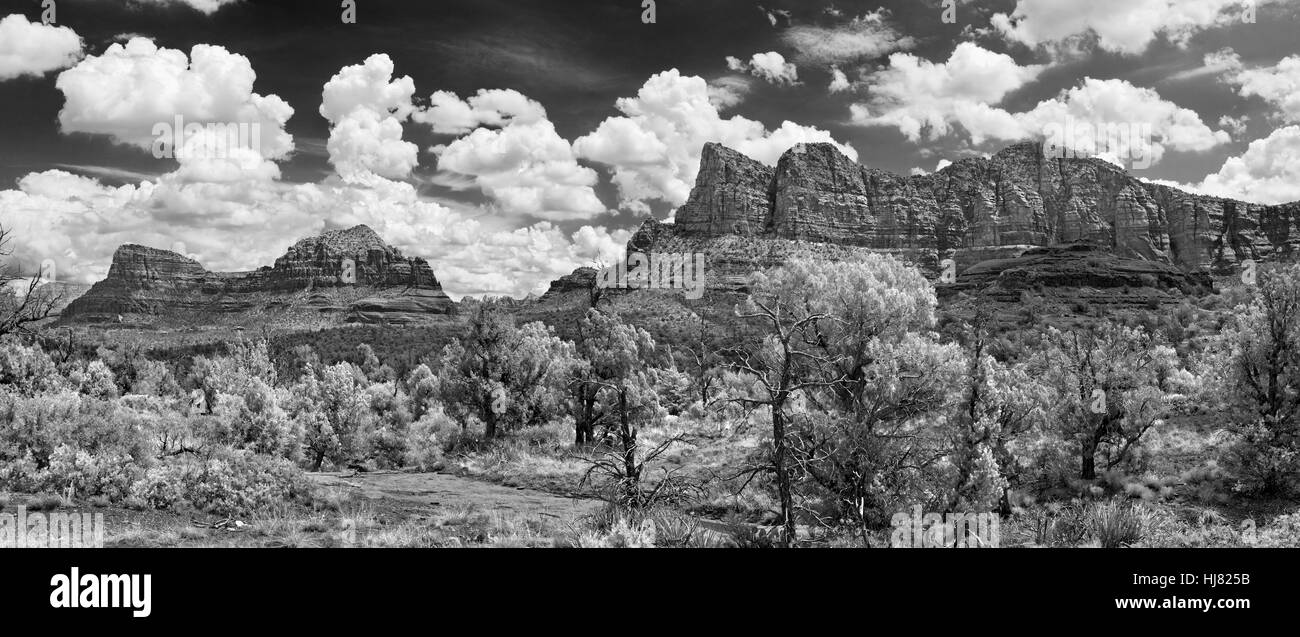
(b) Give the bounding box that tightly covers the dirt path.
[308,470,604,522]
[307,470,744,546]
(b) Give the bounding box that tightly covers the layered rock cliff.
[61,225,455,325]
[666,140,1300,275]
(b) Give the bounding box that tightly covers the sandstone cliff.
[668,140,1300,275]
[61,225,455,325]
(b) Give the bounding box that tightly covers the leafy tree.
[570,309,678,507]
[729,253,942,544]
[406,363,438,421]
[291,362,374,470]
[438,304,577,439]
[1037,323,1172,481]
[951,323,1052,515]
[437,305,516,439]
[1210,263,1300,494]
[791,333,965,541]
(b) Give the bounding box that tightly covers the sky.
[1,0,1299,299]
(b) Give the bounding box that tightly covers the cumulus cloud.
[1194,126,1300,204]
[0,14,83,81]
[851,43,1229,165]
[991,0,1279,55]
[413,88,546,135]
[706,76,752,109]
[781,9,915,65]
[418,89,606,223]
[574,69,856,211]
[828,66,851,93]
[1214,50,1300,123]
[319,54,418,181]
[0,166,630,299]
[910,158,953,176]
[55,36,294,180]
[849,42,1046,143]
[726,51,799,85]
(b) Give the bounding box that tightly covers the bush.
[1222,423,1300,497]
[0,339,64,395]
[1087,500,1150,548]
[132,450,311,516]
[43,445,143,502]
[1256,512,1300,547]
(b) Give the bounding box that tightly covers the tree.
[951,321,1052,515]
[790,333,965,542]
[727,254,939,543]
[570,309,680,508]
[1038,323,1172,481]
[1211,263,1300,494]
[678,313,726,408]
[406,363,438,421]
[293,362,373,470]
[437,305,518,440]
[0,224,63,337]
[438,304,577,439]
[727,260,841,544]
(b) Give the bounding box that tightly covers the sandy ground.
[309,470,605,523]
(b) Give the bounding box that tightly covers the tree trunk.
[575,391,595,446]
[485,405,498,440]
[1081,432,1098,480]
[771,403,796,546]
[618,389,640,505]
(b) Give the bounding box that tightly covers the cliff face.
[671,141,1300,274]
[62,225,455,325]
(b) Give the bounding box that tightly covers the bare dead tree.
[0,224,64,337]
[724,297,846,546]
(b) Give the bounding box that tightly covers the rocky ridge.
[61,225,455,325]
[666,140,1300,275]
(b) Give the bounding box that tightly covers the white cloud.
[319,54,418,181]
[135,0,240,13]
[413,88,546,135]
[574,69,856,211]
[849,42,1046,143]
[726,51,799,85]
[991,0,1279,55]
[1215,51,1300,123]
[325,108,419,182]
[6,40,623,299]
[781,9,915,64]
[1195,125,1300,204]
[1218,114,1250,137]
[851,43,1229,164]
[0,14,83,81]
[434,119,607,222]
[706,76,752,109]
[55,37,294,177]
[828,66,851,93]
[0,167,630,299]
[419,89,607,223]
[910,158,953,176]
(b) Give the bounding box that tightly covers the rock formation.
[942,243,1215,305]
[667,140,1300,275]
[61,225,455,325]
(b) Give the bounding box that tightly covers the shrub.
[1256,512,1300,547]
[1221,422,1300,497]
[0,339,63,395]
[43,445,143,502]
[132,450,311,516]
[1087,500,1150,548]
